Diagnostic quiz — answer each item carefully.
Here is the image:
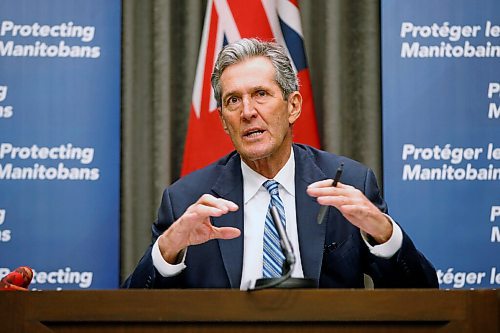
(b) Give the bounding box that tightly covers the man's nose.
[241,96,257,120]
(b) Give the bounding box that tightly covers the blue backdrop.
[0,0,121,289]
[382,0,500,288]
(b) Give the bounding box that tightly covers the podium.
[0,289,498,332]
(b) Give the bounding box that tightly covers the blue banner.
[382,0,500,288]
[0,0,121,289]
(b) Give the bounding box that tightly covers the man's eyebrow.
[253,85,278,96]
[222,90,238,102]
[252,84,273,91]
[222,85,273,100]
[251,87,266,93]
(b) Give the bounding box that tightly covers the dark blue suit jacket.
[123,144,438,289]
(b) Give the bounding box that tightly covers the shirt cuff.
[360,214,403,259]
[151,239,187,277]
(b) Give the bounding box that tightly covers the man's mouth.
[243,129,265,138]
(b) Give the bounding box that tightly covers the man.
[123,38,438,290]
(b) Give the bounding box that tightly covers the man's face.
[218,56,301,166]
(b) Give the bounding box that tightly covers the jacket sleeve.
[121,188,187,289]
[363,168,439,288]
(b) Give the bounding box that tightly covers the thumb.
[212,226,241,240]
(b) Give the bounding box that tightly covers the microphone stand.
[251,206,315,290]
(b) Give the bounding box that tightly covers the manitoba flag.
[181,0,320,176]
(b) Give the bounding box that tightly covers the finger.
[210,226,241,240]
[316,195,355,208]
[307,186,338,197]
[181,197,240,233]
[322,184,365,200]
[307,179,334,189]
[307,185,353,198]
[197,194,239,211]
[335,182,356,191]
[183,207,226,221]
[185,198,238,218]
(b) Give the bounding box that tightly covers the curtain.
[121,0,381,281]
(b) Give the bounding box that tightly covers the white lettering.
[491,267,500,284]
[491,226,500,242]
[0,230,11,242]
[401,144,415,160]
[0,20,95,43]
[400,22,414,38]
[30,267,93,289]
[491,206,500,222]
[489,103,500,119]
[487,143,500,159]
[488,82,500,98]
[402,163,500,181]
[0,163,100,181]
[0,143,94,164]
[0,106,14,118]
[402,164,421,180]
[485,21,500,38]
[401,144,483,163]
[0,85,7,102]
[436,268,487,288]
[400,22,481,41]
[0,21,14,36]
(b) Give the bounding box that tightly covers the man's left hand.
[307,179,393,244]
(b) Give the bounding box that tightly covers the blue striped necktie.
[262,180,286,277]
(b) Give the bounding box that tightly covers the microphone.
[270,206,295,268]
[0,266,33,291]
[250,206,315,290]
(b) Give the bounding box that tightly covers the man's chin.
[238,148,273,163]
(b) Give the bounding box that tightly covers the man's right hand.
[157,194,240,264]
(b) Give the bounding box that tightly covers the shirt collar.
[241,148,295,204]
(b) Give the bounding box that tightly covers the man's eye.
[254,90,268,102]
[227,96,239,104]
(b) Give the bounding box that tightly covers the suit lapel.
[293,145,327,283]
[211,153,244,288]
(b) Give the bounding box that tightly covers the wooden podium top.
[0,289,498,333]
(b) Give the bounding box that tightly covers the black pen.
[317,162,344,225]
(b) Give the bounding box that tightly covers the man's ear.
[287,91,302,125]
[218,108,229,134]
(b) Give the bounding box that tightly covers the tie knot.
[263,180,279,196]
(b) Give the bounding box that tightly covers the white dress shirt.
[239,148,303,290]
[152,149,403,289]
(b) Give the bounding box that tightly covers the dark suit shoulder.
[169,150,240,196]
[293,144,373,187]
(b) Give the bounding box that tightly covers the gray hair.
[211,38,299,108]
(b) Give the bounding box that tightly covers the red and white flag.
[181,0,320,176]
